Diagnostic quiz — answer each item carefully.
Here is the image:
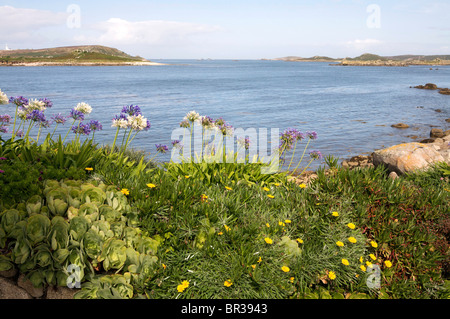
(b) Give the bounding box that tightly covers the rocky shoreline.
[0,61,166,67]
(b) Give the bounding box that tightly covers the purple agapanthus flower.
[51,113,67,125]
[306,131,318,140]
[0,126,8,133]
[26,110,46,123]
[9,96,28,107]
[171,139,183,149]
[179,119,190,128]
[39,98,53,108]
[144,119,151,131]
[88,120,103,131]
[69,108,85,121]
[309,150,323,160]
[121,105,142,116]
[237,137,251,150]
[0,114,11,123]
[72,123,91,135]
[15,130,23,138]
[155,144,169,153]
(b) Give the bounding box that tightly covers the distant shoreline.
[0,61,166,67]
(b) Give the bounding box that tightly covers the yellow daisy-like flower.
[359,256,364,263]
[278,221,285,227]
[162,264,167,270]
[257,257,262,263]
[370,240,378,248]
[332,211,339,217]
[185,175,190,179]
[266,223,270,228]
[224,225,231,232]
[224,280,233,287]
[201,194,208,202]
[369,254,377,261]
[284,219,291,224]
[336,241,344,247]
[290,277,294,283]
[341,259,350,266]
[225,186,232,190]
[121,188,130,196]
[177,280,189,292]
[267,194,275,199]
[85,167,93,171]
[384,260,393,268]
[251,264,256,269]
[281,266,290,273]
[348,237,357,243]
[218,231,223,235]
[299,184,306,189]
[263,187,270,192]
[347,223,356,229]
[360,265,367,272]
[328,271,336,280]
[296,238,304,244]
[366,261,373,268]
[264,237,273,244]
[146,183,156,188]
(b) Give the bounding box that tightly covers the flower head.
[177,280,189,292]
[0,114,11,123]
[341,259,349,266]
[384,260,393,268]
[8,96,28,107]
[306,131,318,140]
[127,114,149,131]
[147,183,156,188]
[184,110,200,123]
[112,113,128,129]
[0,90,10,105]
[26,110,46,123]
[51,113,67,125]
[281,266,290,273]
[237,136,251,150]
[0,126,8,133]
[347,223,356,229]
[88,120,103,132]
[328,271,336,280]
[39,98,53,109]
[264,237,273,244]
[121,188,130,196]
[26,99,46,112]
[348,237,357,244]
[156,144,169,154]
[370,240,378,248]
[200,115,215,129]
[72,123,91,135]
[121,104,142,116]
[224,280,233,287]
[69,108,85,121]
[336,241,344,247]
[75,102,92,114]
[332,211,339,217]
[179,119,190,128]
[309,150,323,160]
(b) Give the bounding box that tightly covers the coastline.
[0,61,166,67]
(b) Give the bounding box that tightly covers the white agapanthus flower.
[111,118,129,129]
[184,110,200,123]
[0,89,8,105]
[75,102,92,114]
[26,99,46,111]
[127,114,148,131]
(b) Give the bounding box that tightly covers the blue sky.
[1,0,449,59]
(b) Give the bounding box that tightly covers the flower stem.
[290,138,311,177]
[11,105,18,141]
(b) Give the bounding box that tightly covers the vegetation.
[0,92,448,299]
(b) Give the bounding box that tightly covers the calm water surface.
[1,60,449,170]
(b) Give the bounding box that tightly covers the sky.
[0,0,449,59]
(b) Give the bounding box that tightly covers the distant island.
[272,53,450,66]
[0,45,164,66]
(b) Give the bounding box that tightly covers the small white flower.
[112,118,129,129]
[0,89,8,105]
[27,99,46,111]
[127,114,148,131]
[75,102,92,114]
[184,110,200,123]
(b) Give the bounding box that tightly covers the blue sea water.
[1,60,449,170]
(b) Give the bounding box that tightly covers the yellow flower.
[218,231,223,235]
[177,280,189,292]
[281,266,290,273]
[328,271,336,280]
[359,256,364,263]
[370,241,378,248]
[224,280,233,287]
[225,186,232,190]
[360,265,367,272]
[369,254,377,261]
[348,237,357,243]
[257,257,262,263]
[278,221,285,227]
[264,237,273,244]
[267,194,274,199]
[347,223,356,229]
[121,188,130,196]
[284,219,291,224]
[162,264,167,270]
[366,261,373,268]
[85,167,93,171]
[296,238,304,244]
[201,194,208,202]
[341,259,350,266]
[146,183,156,188]
[274,183,280,187]
[290,277,294,283]
[181,280,189,288]
[185,175,190,179]
[299,184,306,189]
[384,260,393,268]
[224,225,231,232]
[332,211,339,217]
[263,187,270,192]
[251,264,256,269]
[336,241,344,247]
[266,223,270,228]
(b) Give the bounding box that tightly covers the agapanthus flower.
[0,126,8,133]
[127,114,149,131]
[39,98,53,108]
[8,96,28,107]
[75,102,92,114]
[0,90,8,105]
[121,104,142,116]
[143,119,151,131]
[184,110,200,123]
[218,123,234,136]
[72,123,91,135]
[179,119,190,128]
[88,120,103,132]
[0,114,11,123]
[26,99,46,112]
[306,131,318,140]
[155,144,169,153]
[237,136,251,150]
[15,130,23,138]
[40,120,51,128]
[200,115,215,129]
[69,108,85,121]
[51,113,67,125]
[112,115,129,129]
[26,110,46,123]
[172,139,183,149]
[309,150,323,160]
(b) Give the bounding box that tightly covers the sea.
[1,60,449,171]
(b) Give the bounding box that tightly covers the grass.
[1,137,448,299]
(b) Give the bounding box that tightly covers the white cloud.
[77,18,222,47]
[345,38,383,51]
[0,6,68,42]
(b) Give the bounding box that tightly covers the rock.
[445,118,450,123]
[391,123,409,129]
[46,286,78,299]
[388,171,399,180]
[420,138,435,143]
[439,88,450,95]
[17,274,44,298]
[435,109,442,113]
[414,83,438,90]
[373,142,446,175]
[430,129,444,138]
[444,130,450,137]
[0,277,32,299]
[0,268,18,278]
